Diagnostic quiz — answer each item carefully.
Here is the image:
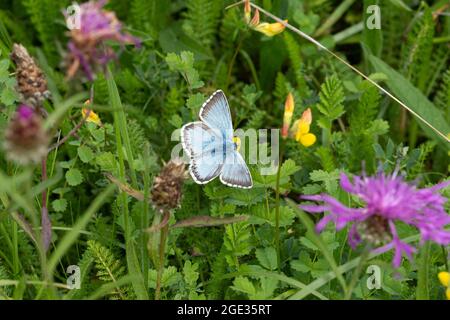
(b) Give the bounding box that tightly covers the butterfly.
[181,90,253,189]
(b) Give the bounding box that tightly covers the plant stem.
[314,0,357,37]
[442,246,449,271]
[155,221,169,300]
[141,147,151,290]
[226,33,244,91]
[416,241,431,300]
[344,245,371,300]
[274,139,285,272]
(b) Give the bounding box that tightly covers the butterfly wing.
[181,121,224,184]
[220,150,253,189]
[199,90,233,137]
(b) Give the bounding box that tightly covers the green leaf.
[168,114,183,128]
[96,152,117,172]
[186,93,206,116]
[388,0,411,11]
[66,168,83,186]
[149,266,182,289]
[309,169,341,195]
[366,119,389,136]
[183,261,199,287]
[231,277,256,297]
[165,51,204,89]
[255,247,278,271]
[286,199,347,293]
[317,75,345,122]
[77,146,94,163]
[1,86,18,105]
[369,55,450,146]
[253,159,300,190]
[52,198,68,212]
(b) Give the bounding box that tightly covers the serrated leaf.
[253,159,300,190]
[96,152,117,172]
[168,114,183,128]
[1,87,18,105]
[149,266,181,289]
[366,119,389,136]
[165,51,204,89]
[231,277,256,296]
[183,261,199,287]
[255,247,277,271]
[66,168,83,186]
[77,145,94,163]
[52,198,68,212]
[186,93,206,115]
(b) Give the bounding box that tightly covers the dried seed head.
[151,159,186,213]
[10,44,50,107]
[3,104,50,165]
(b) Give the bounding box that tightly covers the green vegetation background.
[0,0,449,300]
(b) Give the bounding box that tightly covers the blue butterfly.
[181,90,253,189]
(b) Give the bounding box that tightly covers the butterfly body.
[181,90,253,189]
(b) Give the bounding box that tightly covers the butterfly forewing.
[181,121,224,184]
[199,90,233,137]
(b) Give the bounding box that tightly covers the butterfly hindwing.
[220,150,253,189]
[181,121,224,184]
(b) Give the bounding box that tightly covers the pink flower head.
[17,104,34,120]
[301,171,450,267]
[65,0,140,81]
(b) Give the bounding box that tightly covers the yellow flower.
[253,20,287,37]
[82,99,101,125]
[292,108,316,147]
[246,8,287,37]
[282,93,295,139]
[438,272,450,300]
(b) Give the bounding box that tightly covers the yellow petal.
[253,20,287,37]
[446,288,450,300]
[82,108,101,125]
[299,133,316,147]
[292,119,310,141]
[438,272,450,287]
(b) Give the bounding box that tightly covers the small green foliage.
[65,168,84,186]
[166,51,204,89]
[0,0,448,302]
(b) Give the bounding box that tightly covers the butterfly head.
[232,136,241,152]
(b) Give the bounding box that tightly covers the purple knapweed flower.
[65,0,140,81]
[301,171,450,267]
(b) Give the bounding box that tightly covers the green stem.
[106,67,138,188]
[155,222,169,300]
[344,245,371,300]
[108,71,148,299]
[314,0,357,37]
[274,139,285,272]
[141,147,151,290]
[442,246,449,271]
[416,242,431,300]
